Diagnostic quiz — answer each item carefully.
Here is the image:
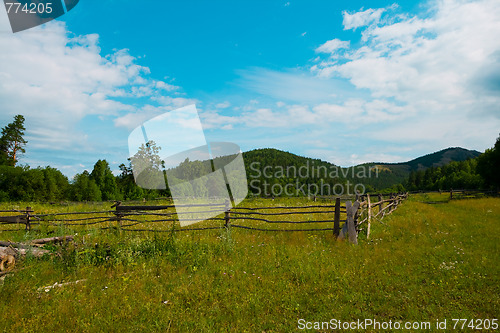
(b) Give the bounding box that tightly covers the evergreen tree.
[72,171,102,201]
[477,134,500,189]
[0,115,28,166]
[90,159,119,200]
[116,163,145,200]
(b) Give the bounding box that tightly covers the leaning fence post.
[366,194,372,239]
[224,199,231,228]
[378,194,383,215]
[333,197,341,238]
[345,201,360,245]
[111,201,122,229]
[354,201,360,227]
[390,194,395,213]
[25,206,32,231]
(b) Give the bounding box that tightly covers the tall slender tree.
[0,115,28,166]
[477,133,500,189]
[90,159,120,200]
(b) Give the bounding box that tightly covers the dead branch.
[38,279,87,292]
[0,236,74,249]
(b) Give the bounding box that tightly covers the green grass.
[0,196,499,332]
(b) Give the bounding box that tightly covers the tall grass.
[0,196,498,332]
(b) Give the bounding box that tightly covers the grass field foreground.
[0,195,499,332]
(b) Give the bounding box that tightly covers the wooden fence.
[0,194,409,244]
[409,188,499,200]
[0,208,33,231]
[447,189,498,200]
[356,193,409,243]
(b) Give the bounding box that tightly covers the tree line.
[405,135,500,191]
[0,115,165,202]
[0,159,167,202]
[0,114,498,202]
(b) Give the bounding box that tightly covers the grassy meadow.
[0,194,499,332]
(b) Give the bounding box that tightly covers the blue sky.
[1,0,499,178]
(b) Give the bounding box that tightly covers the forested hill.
[242,147,482,191]
[242,148,337,175]
[363,147,482,188]
[389,147,481,171]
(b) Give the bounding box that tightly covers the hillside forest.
[0,115,498,202]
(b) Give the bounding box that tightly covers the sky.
[1,0,499,178]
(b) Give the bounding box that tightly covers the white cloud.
[342,7,387,30]
[0,17,186,154]
[312,0,500,150]
[215,101,231,109]
[342,153,404,166]
[237,68,358,104]
[0,11,194,176]
[207,0,500,164]
[113,96,199,130]
[315,38,350,54]
[199,108,240,130]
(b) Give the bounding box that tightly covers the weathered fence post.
[224,199,231,229]
[111,201,122,228]
[366,194,372,239]
[389,194,395,213]
[25,207,32,231]
[333,197,341,238]
[378,194,383,216]
[341,201,360,245]
[450,188,453,200]
[354,201,360,227]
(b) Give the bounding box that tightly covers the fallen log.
[0,245,50,272]
[30,235,74,245]
[0,246,16,258]
[0,235,74,249]
[1,246,50,272]
[0,241,31,249]
[0,236,74,272]
[0,255,15,272]
[0,247,16,272]
[15,247,50,258]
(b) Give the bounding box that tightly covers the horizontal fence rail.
[1,193,412,243]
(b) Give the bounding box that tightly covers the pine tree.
[90,159,119,200]
[0,115,28,166]
[477,133,500,189]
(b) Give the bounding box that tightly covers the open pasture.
[0,195,499,332]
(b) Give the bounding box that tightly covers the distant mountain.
[242,147,482,192]
[364,147,482,188]
[243,148,336,174]
[392,147,481,171]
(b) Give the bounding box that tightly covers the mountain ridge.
[243,146,481,169]
[242,147,482,191]
[368,147,482,171]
